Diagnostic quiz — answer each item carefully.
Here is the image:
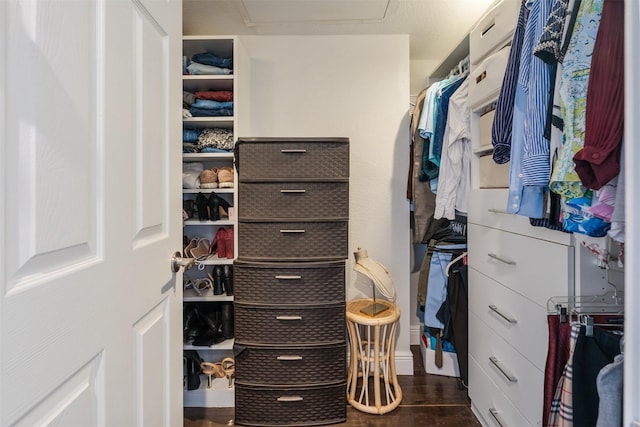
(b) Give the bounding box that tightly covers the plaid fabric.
[548,324,581,426]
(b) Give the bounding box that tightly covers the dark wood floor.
[184,346,482,427]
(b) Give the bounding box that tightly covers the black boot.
[192,305,225,346]
[183,350,202,390]
[222,265,233,296]
[183,303,201,343]
[221,302,234,339]
[195,192,209,221]
[212,265,224,295]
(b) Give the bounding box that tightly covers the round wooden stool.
[346,298,402,414]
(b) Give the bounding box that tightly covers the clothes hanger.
[445,251,467,277]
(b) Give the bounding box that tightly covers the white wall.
[240,35,414,374]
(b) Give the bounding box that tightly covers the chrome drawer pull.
[489,356,517,382]
[280,149,307,154]
[280,189,306,193]
[276,355,303,361]
[488,208,508,214]
[274,275,302,280]
[487,253,516,265]
[489,408,506,427]
[276,315,303,321]
[488,305,518,324]
[277,396,303,402]
[280,229,306,233]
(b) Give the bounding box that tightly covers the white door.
[0,0,183,426]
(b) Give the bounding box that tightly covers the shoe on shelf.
[217,167,234,188]
[224,228,234,259]
[199,168,218,189]
[190,238,211,260]
[195,192,209,221]
[209,192,231,218]
[222,265,233,296]
[209,228,227,259]
[210,265,224,295]
[221,302,234,339]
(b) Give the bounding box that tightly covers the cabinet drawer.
[236,138,349,182]
[234,344,346,386]
[468,224,572,307]
[233,260,345,305]
[468,189,572,244]
[469,312,543,425]
[469,0,519,66]
[234,303,345,346]
[468,268,549,370]
[238,182,348,220]
[469,46,510,110]
[238,220,348,261]
[235,383,346,426]
[469,355,532,427]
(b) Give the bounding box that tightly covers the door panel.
[1,0,182,426]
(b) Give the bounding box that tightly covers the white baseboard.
[394,349,414,375]
[410,323,422,346]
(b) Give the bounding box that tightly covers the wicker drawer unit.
[234,344,347,386]
[234,138,349,426]
[235,383,347,427]
[238,182,349,220]
[238,220,348,261]
[233,260,345,305]
[234,303,346,346]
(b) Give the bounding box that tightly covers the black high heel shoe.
[195,192,209,221]
[209,192,231,218]
[211,265,224,295]
[221,302,234,339]
[183,350,203,390]
[208,193,221,221]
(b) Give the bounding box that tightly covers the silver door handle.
[280,149,307,153]
[280,229,306,233]
[488,305,518,324]
[280,189,306,193]
[489,356,517,382]
[171,251,195,273]
[487,253,516,265]
[274,275,302,280]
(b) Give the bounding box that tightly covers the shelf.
[182,188,235,194]
[184,338,235,351]
[182,152,234,160]
[183,291,234,302]
[184,219,235,226]
[184,377,235,408]
[183,117,234,129]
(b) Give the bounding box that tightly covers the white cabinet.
[465,1,575,425]
[181,36,248,408]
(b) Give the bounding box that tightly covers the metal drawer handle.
[274,275,302,280]
[280,149,307,154]
[280,229,306,233]
[488,208,508,214]
[275,315,303,321]
[487,253,516,265]
[277,396,303,402]
[280,189,306,193]
[489,408,506,427]
[489,356,517,382]
[276,355,303,361]
[488,305,518,324]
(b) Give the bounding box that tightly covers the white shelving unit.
[182,35,248,409]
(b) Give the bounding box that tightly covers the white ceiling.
[183,0,496,61]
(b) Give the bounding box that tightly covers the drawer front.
[233,260,345,305]
[469,312,543,425]
[234,303,346,346]
[468,268,549,371]
[467,189,572,244]
[237,138,349,181]
[468,224,572,307]
[235,383,346,426]
[238,221,348,261]
[469,45,510,110]
[234,344,346,386]
[469,0,519,66]
[238,182,348,220]
[469,354,532,427]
